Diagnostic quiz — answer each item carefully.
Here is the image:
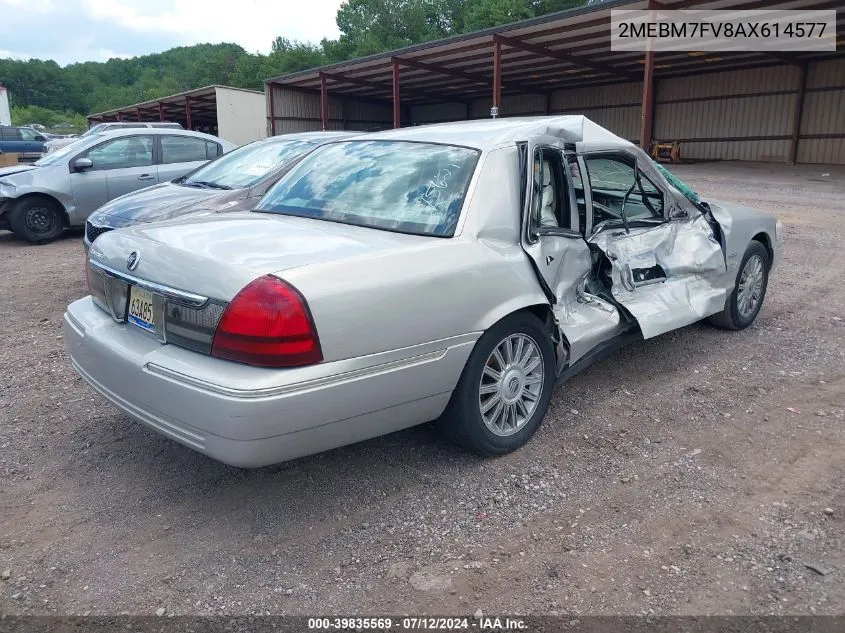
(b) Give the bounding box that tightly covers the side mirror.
[34,135,46,141]
[73,157,93,172]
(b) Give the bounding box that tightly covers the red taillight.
[210,275,323,368]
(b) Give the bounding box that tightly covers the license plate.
[127,286,156,333]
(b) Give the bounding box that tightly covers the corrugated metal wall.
[411,102,468,124]
[267,85,392,135]
[797,58,845,164]
[654,65,799,162]
[270,59,844,164]
[653,61,845,164]
[407,85,640,142]
[549,81,641,143]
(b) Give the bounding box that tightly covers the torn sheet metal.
[589,214,727,339]
[549,243,627,364]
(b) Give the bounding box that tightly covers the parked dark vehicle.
[0,126,49,160]
[84,131,360,250]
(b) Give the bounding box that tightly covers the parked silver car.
[0,128,235,243]
[84,131,360,250]
[64,116,782,468]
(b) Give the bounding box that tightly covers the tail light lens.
[210,275,322,368]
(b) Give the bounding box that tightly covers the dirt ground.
[0,161,843,617]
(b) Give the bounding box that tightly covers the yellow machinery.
[651,141,681,163]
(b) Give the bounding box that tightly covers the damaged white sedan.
[63,116,782,468]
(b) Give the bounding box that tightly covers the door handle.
[138,174,155,181]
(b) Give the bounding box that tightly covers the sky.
[0,0,345,66]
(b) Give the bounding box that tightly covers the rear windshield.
[256,140,480,237]
[182,139,313,190]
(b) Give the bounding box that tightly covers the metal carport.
[87,85,267,146]
[265,0,845,164]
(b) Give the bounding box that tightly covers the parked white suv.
[43,122,183,155]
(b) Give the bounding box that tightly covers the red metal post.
[492,40,502,116]
[184,95,193,130]
[116,111,123,122]
[640,50,655,150]
[268,84,276,136]
[320,73,328,131]
[392,59,401,129]
[788,62,807,164]
[639,1,657,150]
[158,102,165,121]
[136,107,142,122]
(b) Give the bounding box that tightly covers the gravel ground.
[0,161,843,617]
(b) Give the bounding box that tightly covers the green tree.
[0,0,588,121]
[461,0,537,32]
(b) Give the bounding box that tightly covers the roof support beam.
[267,88,276,135]
[158,102,165,122]
[320,73,329,130]
[788,62,807,164]
[762,51,805,67]
[317,71,480,105]
[392,54,536,94]
[184,96,192,130]
[321,70,390,93]
[640,0,657,149]
[492,41,502,115]
[392,59,401,129]
[493,34,639,81]
[392,56,488,87]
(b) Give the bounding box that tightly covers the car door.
[99,135,158,199]
[18,127,46,156]
[1,127,26,155]
[69,134,156,219]
[581,149,727,339]
[520,139,629,365]
[157,135,221,182]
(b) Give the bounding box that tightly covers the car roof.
[360,115,630,150]
[259,130,364,145]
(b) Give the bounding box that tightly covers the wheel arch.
[478,301,569,372]
[751,231,774,268]
[10,192,70,226]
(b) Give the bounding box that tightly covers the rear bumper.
[63,297,476,467]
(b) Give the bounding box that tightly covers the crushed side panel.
[589,215,727,339]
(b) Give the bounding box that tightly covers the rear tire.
[9,196,64,243]
[437,312,556,457]
[708,240,769,330]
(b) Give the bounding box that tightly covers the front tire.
[437,312,556,456]
[708,240,769,330]
[9,196,64,243]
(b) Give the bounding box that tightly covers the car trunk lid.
[87,211,432,302]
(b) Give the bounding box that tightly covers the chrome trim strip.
[145,348,450,399]
[89,260,208,307]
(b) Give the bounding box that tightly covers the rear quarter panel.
[283,238,547,363]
